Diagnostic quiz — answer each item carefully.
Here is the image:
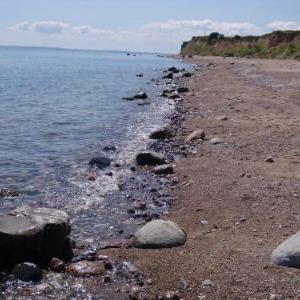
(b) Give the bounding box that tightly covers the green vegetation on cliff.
[181,31,300,60]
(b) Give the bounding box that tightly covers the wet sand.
[104,57,300,299]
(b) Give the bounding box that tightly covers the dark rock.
[177,87,189,93]
[153,165,174,175]
[182,72,192,78]
[136,74,143,77]
[103,275,111,283]
[168,67,179,73]
[163,72,173,79]
[0,207,71,269]
[168,94,181,100]
[137,101,151,106]
[89,156,111,169]
[0,189,19,198]
[103,146,116,152]
[122,96,135,101]
[134,92,148,100]
[149,128,175,140]
[11,262,43,282]
[49,258,65,273]
[265,157,274,163]
[136,152,166,166]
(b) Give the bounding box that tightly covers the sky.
[0,0,300,53]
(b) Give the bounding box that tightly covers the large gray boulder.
[271,231,300,268]
[0,206,72,269]
[132,220,187,249]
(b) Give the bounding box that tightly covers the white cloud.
[72,25,115,38]
[142,19,260,36]
[267,20,300,31]
[10,21,69,34]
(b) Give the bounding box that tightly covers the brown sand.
[105,57,300,299]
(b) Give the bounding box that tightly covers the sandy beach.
[104,56,300,299]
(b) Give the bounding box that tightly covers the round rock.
[136,152,166,166]
[132,220,187,249]
[271,231,300,268]
[11,262,43,282]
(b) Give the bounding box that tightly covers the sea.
[0,46,186,243]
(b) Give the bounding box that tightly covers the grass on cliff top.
[181,31,300,60]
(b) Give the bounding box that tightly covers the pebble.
[185,129,205,142]
[210,137,224,145]
[265,157,274,163]
[201,279,215,289]
[49,258,65,273]
[65,261,106,277]
[216,115,228,121]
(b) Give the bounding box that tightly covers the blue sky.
[1,0,300,53]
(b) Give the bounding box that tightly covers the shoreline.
[103,56,300,299]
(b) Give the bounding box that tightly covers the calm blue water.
[0,46,186,240]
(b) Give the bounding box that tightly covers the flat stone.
[210,137,224,145]
[153,165,174,175]
[66,261,106,277]
[185,129,205,142]
[0,206,71,269]
[271,231,300,268]
[136,152,166,166]
[132,220,187,249]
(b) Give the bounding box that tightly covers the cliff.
[180,31,300,60]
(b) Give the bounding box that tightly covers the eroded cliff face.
[181,30,300,60]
